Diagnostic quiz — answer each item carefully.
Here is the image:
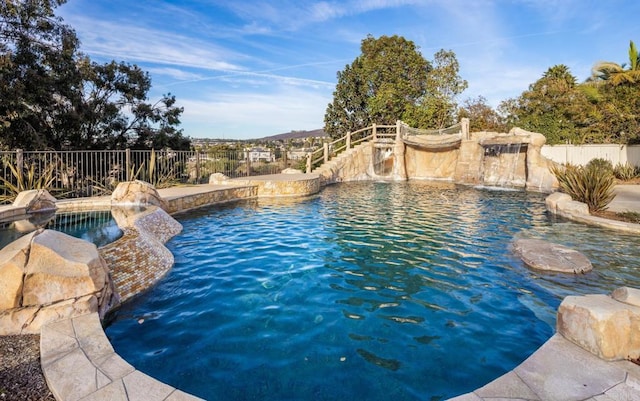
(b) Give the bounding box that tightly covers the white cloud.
[65,16,246,72]
[147,68,205,82]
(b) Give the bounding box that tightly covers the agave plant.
[551,162,616,213]
[0,159,59,203]
[130,149,182,188]
[613,162,638,181]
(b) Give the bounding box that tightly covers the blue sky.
[57,0,639,140]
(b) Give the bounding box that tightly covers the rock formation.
[111,180,168,211]
[0,229,117,335]
[513,238,593,274]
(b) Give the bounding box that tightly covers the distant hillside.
[257,128,327,142]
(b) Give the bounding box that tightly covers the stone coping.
[546,192,640,234]
[41,312,203,401]
[449,334,640,400]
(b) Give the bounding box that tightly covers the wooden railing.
[306,123,397,173]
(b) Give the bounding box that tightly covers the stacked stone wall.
[165,186,257,214]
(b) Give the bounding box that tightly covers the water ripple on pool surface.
[106,182,640,401]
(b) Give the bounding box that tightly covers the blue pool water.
[105,182,640,400]
[0,210,121,248]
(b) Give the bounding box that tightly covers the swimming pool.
[105,182,640,400]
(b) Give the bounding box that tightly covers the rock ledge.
[513,238,592,274]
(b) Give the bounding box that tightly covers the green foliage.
[0,0,188,150]
[324,35,430,138]
[130,150,184,188]
[501,41,640,145]
[591,40,640,85]
[551,163,616,212]
[613,162,639,180]
[586,158,613,173]
[409,49,468,128]
[0,158,57,203]
[457,96,506,132]
[324,35,466,139]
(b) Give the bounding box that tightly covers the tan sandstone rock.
[22,230,107,306]
[0,229,116,334]
[557,293,640,360]
[13,189,57,213]
[0,232,36,309]
[612,287,640,307]
[111,180,168,211]
[513,238,592,274]
[209,173,230,184]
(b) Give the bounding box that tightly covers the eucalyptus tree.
[404,49,468,129]
[0,0,188,150]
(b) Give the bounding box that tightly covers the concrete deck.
[450,334,640,400]
[32,182,640,401]
[608,184,640,214]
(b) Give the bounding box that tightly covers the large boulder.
[13,189,57,213]
[111,180,167,211]
[209,173,230,184]
[558,290,640,361]
[0,229,117,334]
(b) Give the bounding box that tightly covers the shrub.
[586,158,613,174]
[0,159,57,203]
[551,162,616,213]
[613,162,638,181]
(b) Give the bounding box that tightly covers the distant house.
[245,147,274,163]
[288,148,313,160]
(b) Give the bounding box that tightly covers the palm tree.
[591,40,640,85]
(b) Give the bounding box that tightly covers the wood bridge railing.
[305,119,470,173]
[306,123,397,173]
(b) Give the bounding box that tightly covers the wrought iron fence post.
[195,150,201,183]
[16,149,23,173]
[246,149,250,176]
[125,148,131,181]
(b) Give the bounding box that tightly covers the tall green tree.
[324,35,431,138]
[502,65,593,144]
[0,0,188,150]
[403,49,468,129]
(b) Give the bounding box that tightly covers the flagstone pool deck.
[38,181,640,401]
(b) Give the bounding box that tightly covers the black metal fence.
[0,148,302,202]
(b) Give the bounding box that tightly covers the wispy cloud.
[64,16,246,72]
